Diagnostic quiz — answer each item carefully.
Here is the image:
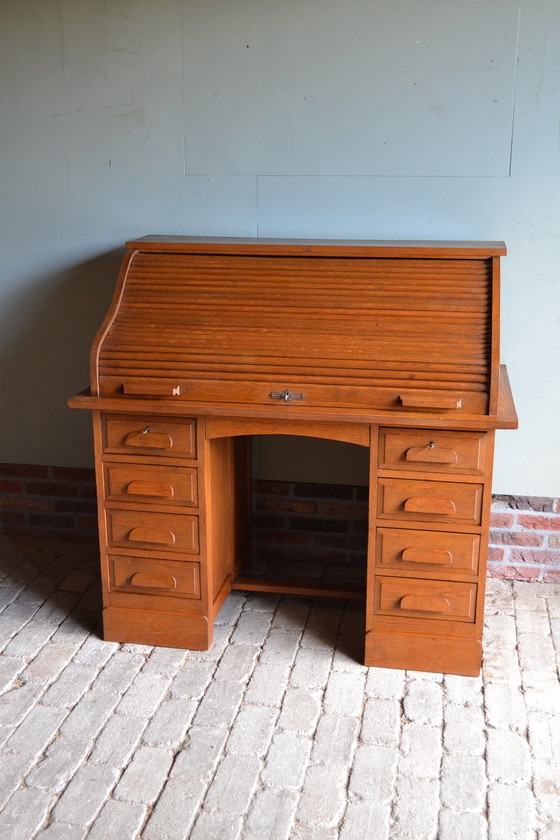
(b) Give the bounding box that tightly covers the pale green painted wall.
[1,1,558,495]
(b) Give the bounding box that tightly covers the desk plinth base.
[364,629,482,677]
[103,606,212,651]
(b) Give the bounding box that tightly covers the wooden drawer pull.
[399,594,451,613]
[401,548,453,566]
[124,430,173,449]
[399,394,462,410]
[126,480,174,498]
[123,383,182,397]
[404,497,456,516]
[128,527,176,545]
[405,445,458,465]
[130,572,177,591]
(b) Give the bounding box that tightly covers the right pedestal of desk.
[366,425,494,676]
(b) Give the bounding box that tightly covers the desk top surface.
[127,236,507,259]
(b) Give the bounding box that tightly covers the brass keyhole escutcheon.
[269,389,305,404]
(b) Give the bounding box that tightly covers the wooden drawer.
[106,509,199,553]
[378,428,486,475]
[102,415,196,459]
[109,555,201,599]
[378,478,483,525]
[374,576,477,622]
[104,464,198,507]
[376,528,480,575]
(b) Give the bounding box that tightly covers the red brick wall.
[1,465,559,582]
[254,482,560,585]
[0,464,98,543]
[488,495,560,583]
[253,480,369,587]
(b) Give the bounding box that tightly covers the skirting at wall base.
[1,465,559,582]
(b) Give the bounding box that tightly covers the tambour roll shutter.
[92,241,501,416]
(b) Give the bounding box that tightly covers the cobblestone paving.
[0,536,559,839]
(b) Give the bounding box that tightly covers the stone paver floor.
[0,535,559,840]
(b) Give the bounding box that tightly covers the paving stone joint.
[0,536,558,840]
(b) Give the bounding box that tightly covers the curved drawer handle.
[124,430,173,449]
[405,445,458,465]
[128,527,176,545]
[404,497,456,516]
[126,480,174,499]
[130,572,177,591]
[401,548,453,566]
[399,594,451,613]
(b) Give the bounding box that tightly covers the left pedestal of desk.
[84,409,236,650]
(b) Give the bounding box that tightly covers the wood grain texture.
[106,509,199,553]
[110,556,201,599]
[377,478,483,524]
[231,576,365,600]
[379,428,486,474]
[205,416,370,446]
[68,378,517,429]
[103,606,211,650]
[374,576,477,621]
[376,528,480,576]
[364,629,482,675]
[94,244,499,416]
[204,435,236,606]
[69,238,517,675]
[104,463,198,507]
[126,235,507,258]
[497,365,518,427]
[102,415,196,459]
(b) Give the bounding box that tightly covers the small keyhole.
[428,441,435,449]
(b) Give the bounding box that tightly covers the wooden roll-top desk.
[69,236,517,675]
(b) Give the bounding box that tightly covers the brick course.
[253,481,369,587]
[489,496,560,582]
[1,465,559,582]
[0,464,97,543]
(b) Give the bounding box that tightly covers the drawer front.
[379,428,486,474]
[107,509,199,553]
[376,528,480,575]
[109,555,201,599]
[102,415,196,459]
[374,577,477,622]
[378,478,483,525]
[104,464,198,507]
